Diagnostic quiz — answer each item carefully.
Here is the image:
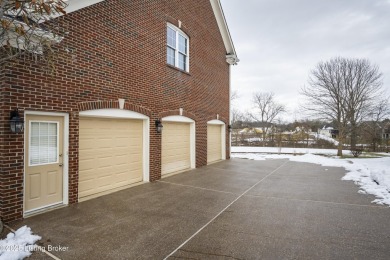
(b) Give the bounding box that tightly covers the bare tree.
[230,90,240,102]
[301,57,383,156]
[231,108,248,146]
[343,59,383,149]
[362,98,390,151]
[1,0,68,68]
[250,92,286,146]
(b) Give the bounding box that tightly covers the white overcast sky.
[221,0,390,121]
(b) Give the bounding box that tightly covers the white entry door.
[25,115,64,212]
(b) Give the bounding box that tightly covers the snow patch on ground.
[0,226,41,260]
[232,146,349,155]
[314,133,339,145]
[232,152,390,206]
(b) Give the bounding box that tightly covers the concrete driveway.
[8,158,390,259]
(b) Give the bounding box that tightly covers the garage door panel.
[79,160,95,172]
[162,122,191,175]
[114,139,131,147]
[162,161,188,174]
[79,117,143,199]
[78,169,95,182]
[78,181,95,194]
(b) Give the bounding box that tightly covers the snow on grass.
[232,151,390,206]
[0,226,41,260]
[314,133,339,145]
[342,157,390,206]
[232,146,349,155]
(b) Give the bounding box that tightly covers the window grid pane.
[179,53,186,70]
[30,122,58,165]
[179,34,187,54]
[167,27,176,48]
[167,46,175,66]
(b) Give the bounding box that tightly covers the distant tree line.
[231,57,390,154]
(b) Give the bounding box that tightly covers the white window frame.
[167,23,190,72]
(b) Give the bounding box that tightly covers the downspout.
[226,54,238,158]
[229,64,232,158]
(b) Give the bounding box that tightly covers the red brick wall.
[0,0,230,222]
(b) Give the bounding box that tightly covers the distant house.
[318,126,339,139]
[238,127,271,135]
[294,126,312,133]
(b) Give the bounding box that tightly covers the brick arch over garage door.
[78,100,152,117]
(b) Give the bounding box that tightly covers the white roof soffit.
[65,0,105,14]
[209,0,239,65]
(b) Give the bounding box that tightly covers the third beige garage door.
[79,117,143,199]
[207,124,222,164]
[162,122,191,175]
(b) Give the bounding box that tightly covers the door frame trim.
[207,120,226,161]
[79,108,150,184]
[162,115,196,170]
[23,111,69,217]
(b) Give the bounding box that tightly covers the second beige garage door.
[207,124,222,164]
[79,117,143,199]
[162,122,191,175]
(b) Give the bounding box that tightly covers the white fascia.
[65,0,105,14]
[209,0,239,65]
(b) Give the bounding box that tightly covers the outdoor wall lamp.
[10,108,24,134]
[228,125,232,133]
[155,119,163,133]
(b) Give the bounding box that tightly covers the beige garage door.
[207,124,222,164]
[162,122,191,175]
[79,117,143,199]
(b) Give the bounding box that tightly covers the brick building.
[0,0,238,222]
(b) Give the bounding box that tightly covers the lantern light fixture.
[155,119,163,133]
[10,108,24,134]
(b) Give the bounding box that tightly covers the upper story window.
[167,24,189,72]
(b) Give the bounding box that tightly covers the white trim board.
[208,119,225,125]
[79,109,148,120]
[162,115,195,123]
